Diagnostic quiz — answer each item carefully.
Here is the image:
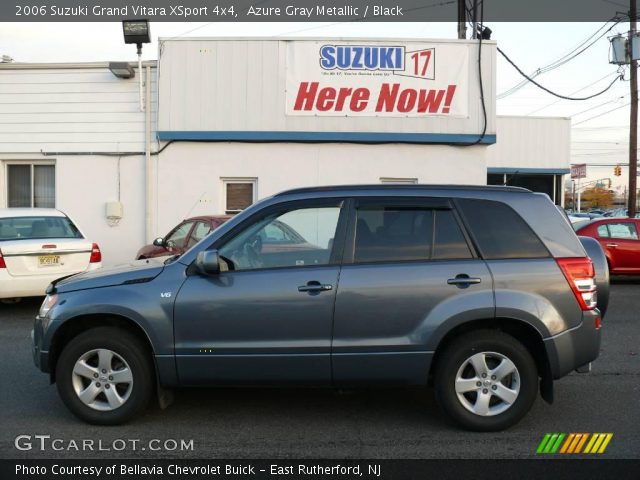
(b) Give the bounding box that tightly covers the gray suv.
[32,185,603,431]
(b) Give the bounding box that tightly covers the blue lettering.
[352,47,363,69]
[320,45,336,69]
[364,48,379,69]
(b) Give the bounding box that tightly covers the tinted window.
[596,225,609,238]
[608,223,638,240]
[354,207,433,263]
[0,216,82,240]
[457,199,549,259]
[433,210,473,259]
[219,206,340,270]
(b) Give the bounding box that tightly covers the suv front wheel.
[434,330,538,431]
[55,327,153,425]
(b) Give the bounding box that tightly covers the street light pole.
[629,0,638,217]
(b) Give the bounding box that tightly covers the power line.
[526,72,621,115]
[498,19,623,99]
[498,46,624,100]
[572,102,631,125]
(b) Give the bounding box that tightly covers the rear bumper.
[0,263,101,298]
[543,309,602,379]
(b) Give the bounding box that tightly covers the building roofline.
[0,60,157,70]
[158,36,497,45]
[497,114,572,121]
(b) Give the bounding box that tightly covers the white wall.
[489,116,571,170]
[55,154,146,266]
[154,142,487,237]
[0,63,157,153]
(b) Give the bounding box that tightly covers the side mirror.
[195,250,220,275]
[153,237,165,247]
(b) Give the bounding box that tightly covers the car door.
[331,197,494,386]
[173,199,348,385]
[600,221,640,273]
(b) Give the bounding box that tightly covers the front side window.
[0,216,82,240]
[165,221,195,248]
[218,206,341,271]
[188,221,213,247]
[607,223,638,240]
[7,164,55,208]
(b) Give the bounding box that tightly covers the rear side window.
[353,206,473,263]
[355,207,433,263]
[608,223,638,240]
[457,199,549,259]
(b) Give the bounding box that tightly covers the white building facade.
[0,38,570,266]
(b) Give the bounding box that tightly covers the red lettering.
[334,88,352,111]
[397,89,417,113]
[350,88,369,112]
[293,82,319,111]
[375,83,399,112]
[317,87,336,111]
[417,89,446,113]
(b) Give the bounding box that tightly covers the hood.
[51,257,167,293]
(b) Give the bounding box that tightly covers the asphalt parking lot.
[1,282,638,460]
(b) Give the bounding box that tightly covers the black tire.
[55,326,154,425]
[434,330,538,432]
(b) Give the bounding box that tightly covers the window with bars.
[223,179,256,214]
[7,164,55,208]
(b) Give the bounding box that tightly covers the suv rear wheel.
[55,327,153,425]
[434,330,538,431]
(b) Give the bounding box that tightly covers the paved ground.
[0,282,638,460]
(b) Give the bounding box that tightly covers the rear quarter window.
[456,199,550,259]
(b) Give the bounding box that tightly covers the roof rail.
[274,184,532,197]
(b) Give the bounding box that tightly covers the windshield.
[0,216,83,240]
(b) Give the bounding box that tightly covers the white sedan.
[0,208,102,300]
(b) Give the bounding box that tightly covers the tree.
[581,186,614,210]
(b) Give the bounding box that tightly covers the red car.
[575,218,640,275]
[136,215,230,259]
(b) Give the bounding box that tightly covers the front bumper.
[544,309,601,379]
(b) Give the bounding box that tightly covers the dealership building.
[0,37,570,266]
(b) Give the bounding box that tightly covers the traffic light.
[614,165,622,176]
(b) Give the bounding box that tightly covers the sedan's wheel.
[56,327,153,425]
[434,330,537,431]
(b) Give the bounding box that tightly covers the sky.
[0,21,636,193]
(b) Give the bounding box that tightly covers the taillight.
[90,243,102,263]
[0,249,5,268]
[556,257,597,311]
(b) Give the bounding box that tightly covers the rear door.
[600,221,640,273]
[331,197,494,386]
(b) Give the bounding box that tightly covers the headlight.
[39,294,58,317]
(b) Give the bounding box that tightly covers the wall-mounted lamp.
[108,62,135,79]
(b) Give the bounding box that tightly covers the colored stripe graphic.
[537,433,613,454]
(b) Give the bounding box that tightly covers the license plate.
[38,255,60,267]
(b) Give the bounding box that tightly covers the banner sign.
[286,41,469,117]
[571,164,587,179]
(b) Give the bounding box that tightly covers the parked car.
[0,208,101,300]
[135,215,230,259]
[33,185,604,431]
[574,217,640,275]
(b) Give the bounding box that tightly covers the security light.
[108,62,135,79]
[122,20,150,47]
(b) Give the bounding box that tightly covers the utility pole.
[457,0,467,39]
[629,0,638,217]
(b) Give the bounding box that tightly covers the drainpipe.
[145,65,153,243]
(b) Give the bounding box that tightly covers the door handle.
[298,281,333,293]
[606,243,618,248]
[447,275,482,287]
